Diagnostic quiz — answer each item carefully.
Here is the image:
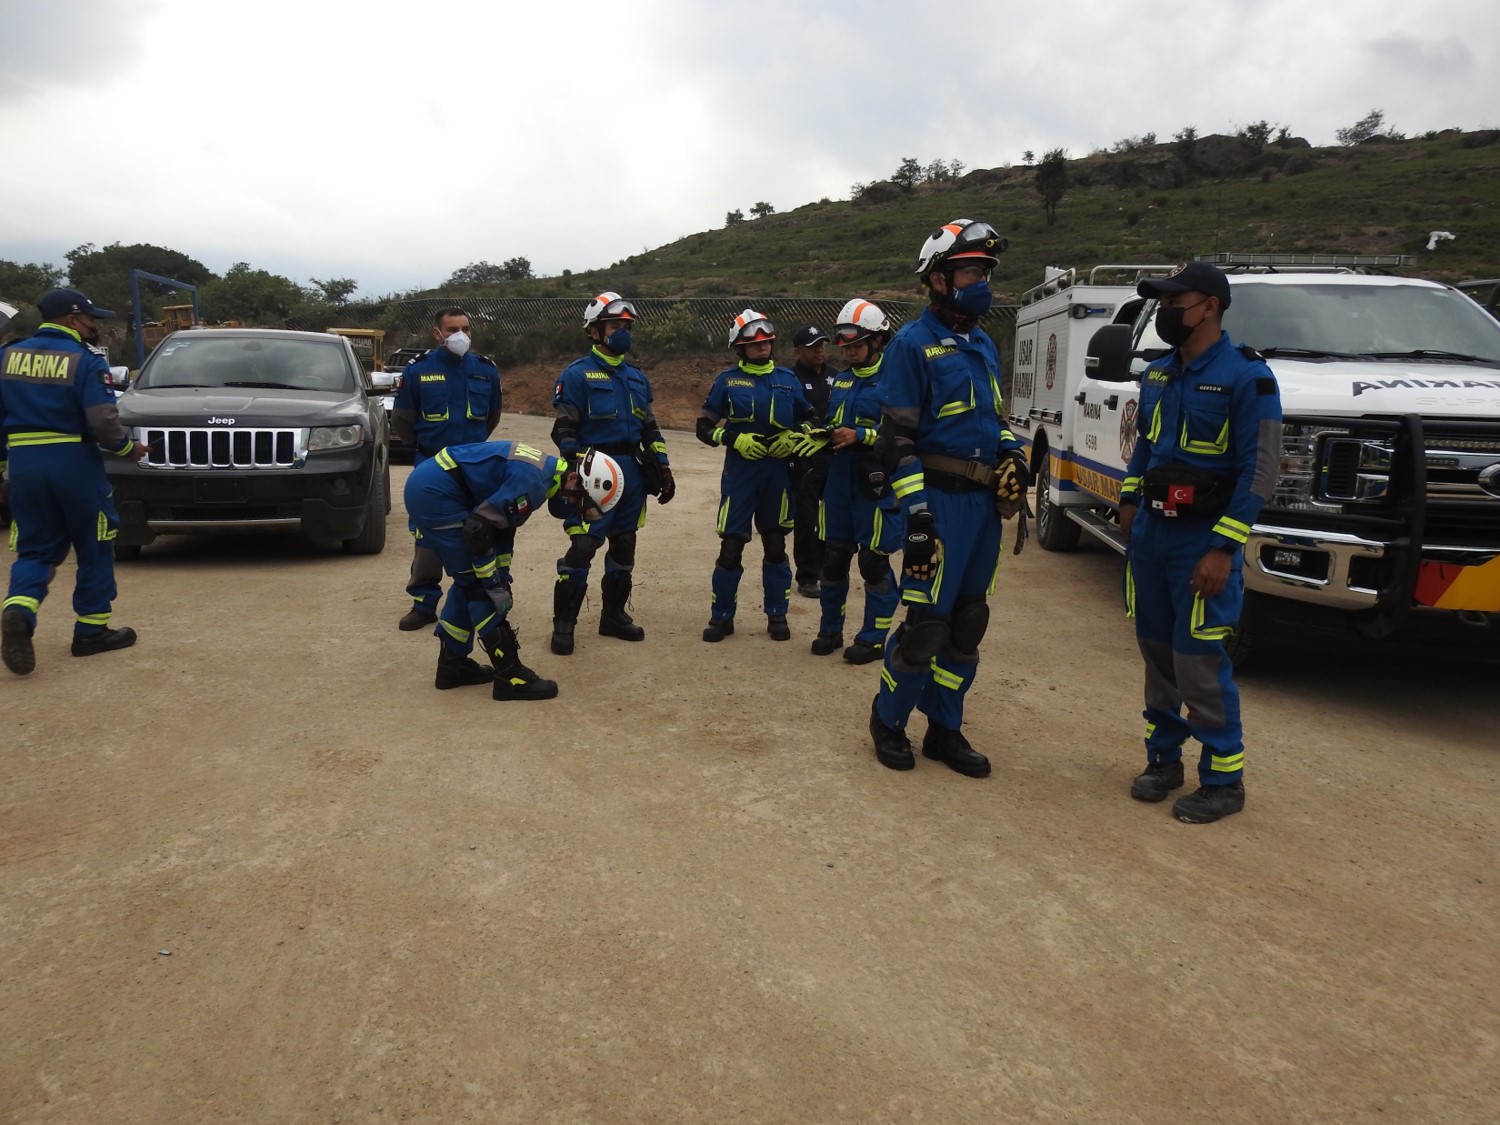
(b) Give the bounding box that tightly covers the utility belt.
[919,453,997,494]
[1141,465,1234,519]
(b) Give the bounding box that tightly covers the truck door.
[1071,298,1155,509]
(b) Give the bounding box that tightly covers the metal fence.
[286,297,1019,369]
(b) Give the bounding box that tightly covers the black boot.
[921,724,991,779]
[810,631,843,655]
[869,699,915,771]
[435,646,494,690]
[482,621,559,701]
[599,572,645,642]
[71,627,138,658]
[550,579,587,656]
[2,606,36,676]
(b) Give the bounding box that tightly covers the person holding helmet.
[1119,261,1281,824]
[2,288,150,677]
[867,220,1028,779]
[392,307,503,632]
[695,309,816,642]
[402,440,623,701]
[797,299,905,665]
[787,324,836,598]
[547,292,675,656]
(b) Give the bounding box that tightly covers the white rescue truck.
[1011,253,1500,662]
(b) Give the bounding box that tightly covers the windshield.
[1223,282,1500,361]
[138,336,356,391]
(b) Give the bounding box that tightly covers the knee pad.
[857,545,891,585]
[605,531,638,571]
[820,541,855,584]
[950,597,990,655]
[897,608,950,665]
[562,534,602,570]
[716,535,747,571]
[760,531,788,565]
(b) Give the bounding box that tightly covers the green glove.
[791,429,831,458]
[765,430,801,459]
[732,432,769,461]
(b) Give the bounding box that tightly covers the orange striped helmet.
[913,218,1006,276]
[833,298,891,347]
[727,308,776,349]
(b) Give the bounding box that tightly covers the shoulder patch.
[1237,344,1263,362]
[923,344,958,360]
[1256,377,1278,396]
[472,353,498,368]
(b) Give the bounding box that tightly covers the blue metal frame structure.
[130,270,199,368]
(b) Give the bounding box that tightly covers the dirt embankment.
[500,356,755,430]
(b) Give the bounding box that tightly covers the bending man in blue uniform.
[403,441,624,701]
[1120,261,1281,824]
[868,220,1027,778]
[695,309,816,642]
[2,289,149,677]
[391,307,503,632]
[803,299,904,666]
[549,292,675,656]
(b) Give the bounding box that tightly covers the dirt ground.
[3,410,1497,1124]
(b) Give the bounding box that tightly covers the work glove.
[731,432,769,461]
[462,512,498,556]
[791,427,832,459]
[902,511,943,583]
[995,451,1031,520]
[657,465,676,505]
[484,582,514,617]
[765,429,801,459]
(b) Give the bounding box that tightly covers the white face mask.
[443,330,471,357]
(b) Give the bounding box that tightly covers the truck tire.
[1035,453,1082,552]
[344,472,388,555]
[382,461,392,515]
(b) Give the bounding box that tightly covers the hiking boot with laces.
[921,724,991,779]
[843,640,882,665]
[869,699,915,771]
[810,631,843,656]
[702,618,734,643]
[1130,759,1185,802]
[767,615,791,641]
[435,648,494,690]
[1173,782,1245,824]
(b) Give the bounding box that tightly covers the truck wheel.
[114,543,143,561]
[344,472,388,555]
[1035,454,1082,552]
[382,461,392,515]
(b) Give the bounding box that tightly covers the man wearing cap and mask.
[1,288,149,677]
[392,307,503,632]
[788,325,836,598]
[1119,261,1281,824]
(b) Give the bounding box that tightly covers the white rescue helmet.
[582,291,637,328]
[727,308,776,349]
[913,218,1006,276]
[575,448,624,515]
[833,298,891,347]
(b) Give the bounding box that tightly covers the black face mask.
[1154,298,1209,348]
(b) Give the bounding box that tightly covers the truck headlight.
[1276,424,1352,510]
[308,425,365,452]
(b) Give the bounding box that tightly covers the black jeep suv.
[106,328,391,557]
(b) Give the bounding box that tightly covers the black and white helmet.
[833,299,891,348]
[727,308,776,349]
[913,218,1006,276]
[582,291,637,328]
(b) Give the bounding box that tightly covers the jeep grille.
[138,427,303,469]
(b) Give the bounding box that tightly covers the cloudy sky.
[2,0,1495,297]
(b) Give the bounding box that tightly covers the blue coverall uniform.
[393,347,503,614]
[1,325,139,640]
[402,439,563,659]
[550,346,670,588]
[876,308,1023,733]
[698,359,814,623]
[818,357,905,648]
[1121,331,1281,786]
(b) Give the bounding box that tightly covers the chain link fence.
[286,297,1018,370]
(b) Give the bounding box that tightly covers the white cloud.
[1,0,1496,297]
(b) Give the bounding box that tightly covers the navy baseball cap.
[792,325,829,347]
[1137,262,1231,310]
[37,288,116,320]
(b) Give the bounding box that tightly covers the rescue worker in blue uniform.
[1119,261,1281,824]
[800,299,905,665]
[695,309,816,642]
[1,289,149,677]
[392,307,503,631]
[868,220,1027,778]
[402,440,625,701]
[548,292,676,656]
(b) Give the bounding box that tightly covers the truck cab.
[1011,254,1500,660]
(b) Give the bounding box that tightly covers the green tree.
[200,262,307,324]
[310,277,358,306]
[749,201,775,218]
[445,261,508,286]
[892,156,924,190]
[725,209,745,225]
[1022,149,1034,166]
[1236,120,1275,152]
[1035,148,1069,226]
[1173,125,1199,169]
[65,242,215,318]
[501,256,533,281]
[0,258,65,302]
[1336,108,1385,146]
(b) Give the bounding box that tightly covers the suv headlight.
[1276,423,1348,511]
[308,424,365,452]
[1276,422,1394,510]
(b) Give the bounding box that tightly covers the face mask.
[443,331,471,357]
[949,278,993,317]
[1153,299,1208,348]
[604,327,632,354]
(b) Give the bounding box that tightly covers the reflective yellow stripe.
[930,661,963,690]
[716,495,731,535]
[1125,561,1136,619]
[4,595,40,612]
[439,620,470,643]
[434,449,457,471]
[1146,401,1163,443]
[892,470,924,499]
[8,431,83,446]
[778,488,792,529]
[422,409,449,422]
[495,553,513,568]
[1180,417,1230,455]
[1215,517,1250,543]
[7,523,17,551]
[473,611,495,634]
[879,668,897,692]
[96,511,116,541]
[874,615,893,630]
[1189,593,1233,641]
[1210,752,1245,773]
[871,507,883,543]
[77,612,110,626]
[472,559,497,579]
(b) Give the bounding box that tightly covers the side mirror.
[369,370,397,392]
[1086,324,1138,383]
[108,366,131,391]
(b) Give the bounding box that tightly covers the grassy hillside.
[465,129,1500,305]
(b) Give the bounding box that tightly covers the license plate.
[194,479,248,503]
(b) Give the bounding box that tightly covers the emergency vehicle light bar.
[1198,252,1416,271]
